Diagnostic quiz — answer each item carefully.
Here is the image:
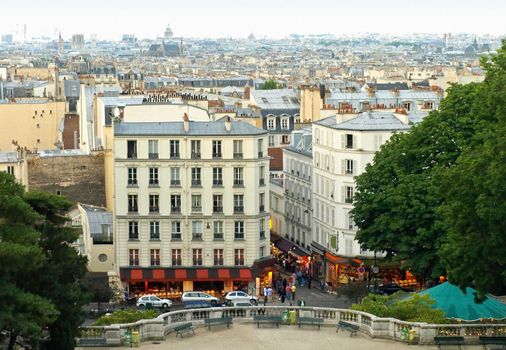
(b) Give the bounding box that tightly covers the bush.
[93,309,158,326]
[336,281,369,304]
[352,293,448,324]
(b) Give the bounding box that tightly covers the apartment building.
[311,111,427,285]
[114,117,270,295]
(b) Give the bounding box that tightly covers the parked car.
[136,295,172,309]
[181,291,220,306]
[371,284,413,295]
[224,291,258,305]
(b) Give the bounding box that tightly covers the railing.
[77,306,506,347]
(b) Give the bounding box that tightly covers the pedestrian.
[307,274,312,289]
[282,278,287,289]
[266,286,273,302]
[281,290,286,303]
[291,284,297,301]
[285,284,292,301]
[263,286,267,300]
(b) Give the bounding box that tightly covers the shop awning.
[120,267,253,282]
[275,237,294,253]
[325,252,362,267]
[252,256,278,276]
[290,246,310,258]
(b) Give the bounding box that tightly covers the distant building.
[71,34,85,50]
[0,150,28,187]
[1,34,13,43]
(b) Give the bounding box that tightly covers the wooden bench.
[297,317,324,330]
[336,320,359,337]
[479,336,506,349]
[77,338,107,347]
[253,315,282,328]
[434,336,465,349]
[204,317,233,331]
[173,323,195,338]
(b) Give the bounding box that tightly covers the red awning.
[325,252,362,267]
[120,267,253,282]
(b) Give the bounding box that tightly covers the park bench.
[204,317,233,330]
[77,338,107,347]
[336,320,359,337]
[173,322,195,338]
[434,336,465,349]
[253,315,282,328]
[297,317,324,330]
[479,336,506,349]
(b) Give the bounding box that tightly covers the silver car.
[225,291,258,305]
[136,295,172,309]
[181,291,220,305]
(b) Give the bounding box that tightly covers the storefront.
[120,267,253,300]
[325,252,362,288]
[273,236,311,273]
[310,242,326,283]
[253,256,277,296]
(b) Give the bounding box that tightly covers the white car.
[181,291,220,305]
[136,295,172,309]
[225,291,258,305]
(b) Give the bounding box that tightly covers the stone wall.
[28,151,106,206]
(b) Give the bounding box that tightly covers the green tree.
[25,191,88,350]
[437,41,506,300]
[260,79,279,90]
[0,173,58,349]
[351,82,478,280]
[335,281,368,304]
[81,272,114,312]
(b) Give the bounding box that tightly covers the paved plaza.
[77,323,485,350]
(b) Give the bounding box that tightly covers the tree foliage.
[0,173,88,349]
[93,309,158,326]
[352,40,506,299]
[260,79,279,90]
[335,281,368,304]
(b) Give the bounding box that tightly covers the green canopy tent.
[419,282,506,321]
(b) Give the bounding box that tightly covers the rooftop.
[251,89,300,109]
[0,151,19,163]
[315,111,427,131]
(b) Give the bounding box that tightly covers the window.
[348,212,355,230]
[281,135,289,144]
[259,193,265,212]
[129,249,139,266]
[214,249,224,266]
[150,249,160,266]
[7,166,15,176]
[149,167,159,185]
[127,168,137,185]
[192,194,202,212]
[171,221,181,240]
[128,194,138,213]
[170,140,180,159]
[212,168,223,186]
[212,140,222,158]
[192,248,203,266]
[267,117,275,130]
[192,221,202,240]
[234,249,244,265]
[233,140,243,158]
[191,140,201,159]
[258,139,264,157]
[345,159,354,175]
[171,167,180,186]
[260,246,265,257]
[213,221,223,240]
[345,134,354,149]
[127,140,137,159]
[148,140,158,159]
[171,195,181,213]
[191,167,201,186]
[233,167,244,186]
[259,166,265,186]
[149,194,159,213]
[172,249,182,266]
[345,186,354,203]
[268,135,275,147]
[213,195,223,213]
[259,218,265,239]
[150,221,160,240]
[234,221,244,239]
[128,221,139,240]
[281,117,289,130]
[234,195,244,213]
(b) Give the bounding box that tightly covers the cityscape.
[0,1,505,349]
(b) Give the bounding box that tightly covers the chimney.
[368,86,376,97]
[244,85,250,100]
[391,88,400,97]
[183,113,189,132]
[225,115,231,132]
[394,110,409,124]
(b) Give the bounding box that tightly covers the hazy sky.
[1,0,505,40]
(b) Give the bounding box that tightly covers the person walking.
[291,284,297,301]
[266,286,273,302]
[285,284,292,302]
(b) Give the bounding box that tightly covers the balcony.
[171,206,181,213]
[258,151,263,158]
[171,234,181,241]
[212,153,222,159]
[149,206,159,213]
[127,180,138,186]
[213,180,223,187]
[259,205,265,212]
[149,180,159,186]
[233,153,243,159]
[148,153,159,159]
[259,179,265,186]
[128,206,138,213]
[233,180,244,187]
[92,235,114,244]
[191,179,202,187]
[191,152,201,159]
[213,206,223,213]
[234,206,244,213]
[192,206,202,213]
[192,233,203,241]
[127,153,137,159]
[170,153,180,159]
[214,234,224,240]
[170,179,181,187]
[345,198,353,204]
